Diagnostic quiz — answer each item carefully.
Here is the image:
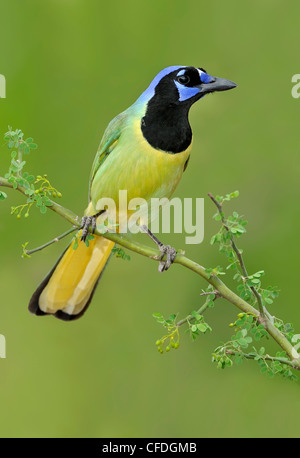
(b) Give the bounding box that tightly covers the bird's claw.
[80,215,97,242]
[158,244,177,273]
[139,225,176,273]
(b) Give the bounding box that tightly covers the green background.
[0,0,299,438]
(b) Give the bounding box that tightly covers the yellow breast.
[90,117,192,213]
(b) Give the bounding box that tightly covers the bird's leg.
[140,225,176,273]
[80,210,106,242]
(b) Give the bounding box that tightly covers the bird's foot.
[80,210,105,242]
[140,225,177,273]
[158,244,177,273]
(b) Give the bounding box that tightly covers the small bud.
[155,340,161,346]
[229,323,235,327]
[17,214,21,219]
[237,313,245,318]
[52,192,57,198]
[24,213,29,218]
[174,343,179,349]
[171,342,176,348]
[57,192,62,198]
[166,346,170,352]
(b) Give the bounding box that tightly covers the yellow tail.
[28,234,115,321]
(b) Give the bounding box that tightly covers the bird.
[28,65,237,321]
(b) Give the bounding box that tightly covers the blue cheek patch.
[201,72,213,84]
[174,80,200,102]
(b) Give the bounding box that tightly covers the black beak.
[198,76,237,95]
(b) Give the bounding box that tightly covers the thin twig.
[25,226,78,256]
[208,193,265,318]
[199,290,220,297]
[176,294,219,327]
[225,350,300,371]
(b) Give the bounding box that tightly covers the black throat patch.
[141,72,193,154]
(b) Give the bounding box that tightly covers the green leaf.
[152,313,163,318]
[235,355,243,365]
[237,337,249,347]
[264,297,273,305]
[197,323,208,333]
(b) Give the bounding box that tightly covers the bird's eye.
[177,74,190,85]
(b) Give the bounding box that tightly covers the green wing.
[88,110,128,199]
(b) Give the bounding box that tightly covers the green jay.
[29,65,237,320]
